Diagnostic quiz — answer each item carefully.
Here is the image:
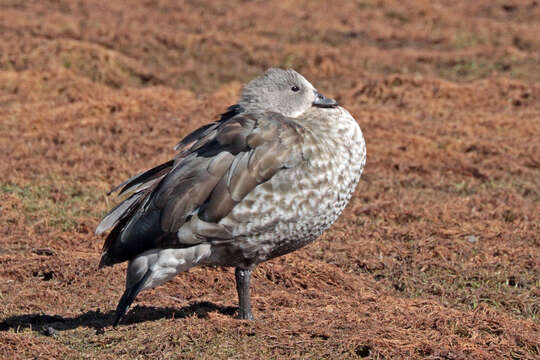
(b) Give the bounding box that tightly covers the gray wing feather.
[97,110,305,266]
[95,192,144,235]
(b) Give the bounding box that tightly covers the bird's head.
[239,68,338,118]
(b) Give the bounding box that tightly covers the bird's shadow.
[0,302,237,335]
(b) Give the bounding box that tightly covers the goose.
[96,68,366,325]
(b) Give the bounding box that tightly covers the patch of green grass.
[384,10,410,23]
[453,180,476,196]
[438,54,540,82]
[452,31,485,50]
[1,182,103,232]
[438,59,492,82]
[506,58,540,82]
[355,0,377,9]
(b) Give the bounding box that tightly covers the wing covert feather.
[159,112,305,236]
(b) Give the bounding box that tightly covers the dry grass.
[0,0,539,359]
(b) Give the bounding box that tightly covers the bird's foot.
[236,309,254,321]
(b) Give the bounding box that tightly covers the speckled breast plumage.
[213,107,366,265]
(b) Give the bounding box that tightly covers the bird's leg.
[114,268,152,326]
[235,267,254,320]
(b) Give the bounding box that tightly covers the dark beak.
[313,91,338,108]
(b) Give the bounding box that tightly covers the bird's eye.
[291,85,300,92]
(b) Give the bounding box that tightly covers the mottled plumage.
[96,68,366,324]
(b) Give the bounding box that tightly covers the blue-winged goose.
[96,68,366,325]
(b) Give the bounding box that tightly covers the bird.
[95,68,366,325]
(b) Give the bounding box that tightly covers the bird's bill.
[313,91,338,108]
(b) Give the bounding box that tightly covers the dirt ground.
[0,0,539,359]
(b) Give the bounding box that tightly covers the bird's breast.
[218,107,366,263]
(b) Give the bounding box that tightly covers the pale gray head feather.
[239,68,317,118]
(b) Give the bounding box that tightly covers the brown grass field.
[0,0,539,358]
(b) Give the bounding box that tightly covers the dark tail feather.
[95,192,144,236]
[98,211,134,268]
[109,159,174,196]
[113,270,152,327]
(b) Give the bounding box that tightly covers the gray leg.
[235,267,254,320]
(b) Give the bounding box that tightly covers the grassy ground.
[0,0,539,358]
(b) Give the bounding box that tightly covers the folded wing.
[97,110,306,267]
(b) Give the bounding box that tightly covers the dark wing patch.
[98,108,305,267]
[95,192,145,236]
[95,160,174,236]
[174,104,244,152]
[109,160,174,196]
